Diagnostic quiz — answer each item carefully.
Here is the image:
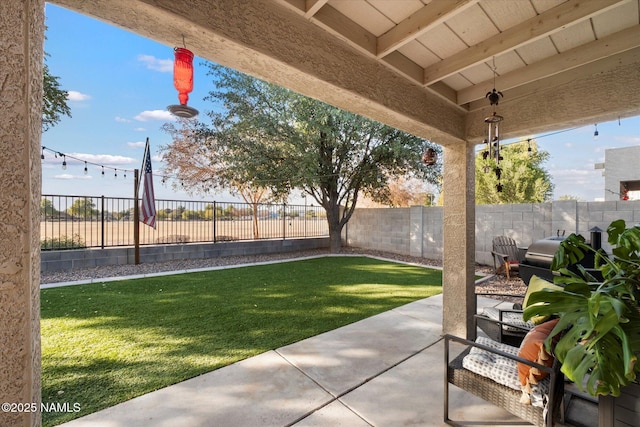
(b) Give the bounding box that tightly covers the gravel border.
[40,247,526,300]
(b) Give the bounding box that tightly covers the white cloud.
[614,135,640,145]
[127,141,146,148]
[134,127,147,132]
[134,109,175,122]
[53,174,74,180]
[53,174,92,180]
[137,54,173,72]
[42,152,137,166]
[67,91,91,101]
[115,116,131,123]
[549,167,604,200]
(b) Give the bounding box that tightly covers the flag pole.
[134,168,140,265]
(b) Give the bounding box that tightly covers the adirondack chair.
[491,236,523,280]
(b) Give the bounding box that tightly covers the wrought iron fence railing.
[40,195,328,250]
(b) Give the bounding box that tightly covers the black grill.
[519,229,604,285]
[518,237,565,285]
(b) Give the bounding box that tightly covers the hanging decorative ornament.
[422,147,438,166]
[483,58,504,192]
[167,46,199,118]
[494,166,502,180]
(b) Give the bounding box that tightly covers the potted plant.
[523,219,640,397]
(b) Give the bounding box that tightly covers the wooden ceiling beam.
[458,24,640,105]
[422,0,629,86]
[304,0,328,19]
[310,4,377,55]
[376,0,478,58]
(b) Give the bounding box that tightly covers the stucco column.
[0,1,44,426]
[441,140,476,339]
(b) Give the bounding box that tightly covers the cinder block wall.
[346,200,640,265]
[41,237,329,272]
[344,208,411,254]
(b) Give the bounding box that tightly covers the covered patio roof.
[52,0,640,143]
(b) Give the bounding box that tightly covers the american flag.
[140,139,157,228]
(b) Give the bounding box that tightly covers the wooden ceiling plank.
[376,0,478,58]
[304,0,329,19]
[422,0,628,85]
[458,24,640,105]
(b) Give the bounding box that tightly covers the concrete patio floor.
[57,291,598,427]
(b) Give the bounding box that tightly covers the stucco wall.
[0,1,43,426]
[604,146,640,201]
[346,200,640,265]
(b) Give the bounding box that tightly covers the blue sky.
[43,4,640,203]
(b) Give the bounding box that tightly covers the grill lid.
[523,237,565,267]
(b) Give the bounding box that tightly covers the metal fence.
[40,194,329,250]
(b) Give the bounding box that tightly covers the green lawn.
[41,256,442,426]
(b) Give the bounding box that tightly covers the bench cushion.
[462,336,549,408]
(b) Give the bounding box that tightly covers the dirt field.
[40,218,329,248]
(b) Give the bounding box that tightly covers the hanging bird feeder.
[167,47,199,118]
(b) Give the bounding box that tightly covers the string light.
[594,124,599,139]
[41,145,135,178]
[114,169,118,179]
[40,145,343,188]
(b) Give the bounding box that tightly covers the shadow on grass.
[41,256,441,426]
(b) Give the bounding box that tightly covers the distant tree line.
[40,198,324,221]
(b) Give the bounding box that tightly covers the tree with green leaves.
[162,64,442,252]
[475,138,553,204]
[68,198,99,219]
[42,53,71,132]
[41,198,60,218]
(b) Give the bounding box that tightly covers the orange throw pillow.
[517,318,560,387]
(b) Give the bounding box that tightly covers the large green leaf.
[524,219,640,396]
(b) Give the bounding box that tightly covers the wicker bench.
[444,319,563,427]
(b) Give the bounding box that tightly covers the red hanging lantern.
[167,47,199,118]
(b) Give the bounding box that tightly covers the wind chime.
[167,41,199,119]
[482,60,504,192]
